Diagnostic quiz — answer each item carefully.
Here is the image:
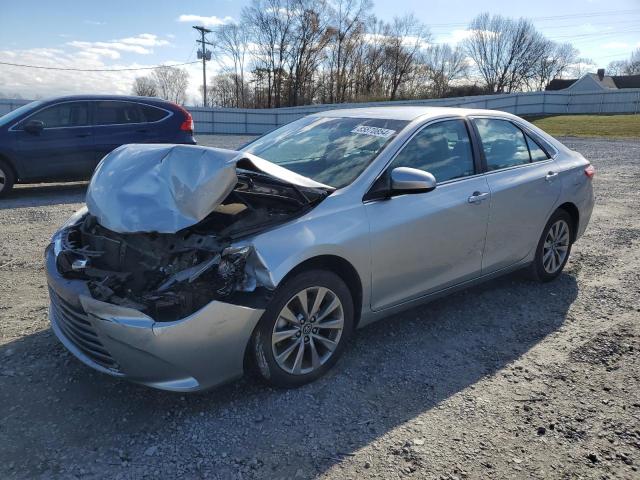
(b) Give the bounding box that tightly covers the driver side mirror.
[23,120,44,134]
[390,167,436,194]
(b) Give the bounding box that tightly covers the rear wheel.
[251,270,354,387]
[0,159,15,198]
[529,209,573,282]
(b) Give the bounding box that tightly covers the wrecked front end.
[45,144,330,391]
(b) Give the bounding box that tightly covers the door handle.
[136,129,148,133]
[545,171,559,182]
[468,191,489,204]
[76,132,92,138]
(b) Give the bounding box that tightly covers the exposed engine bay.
[55,170,328,321]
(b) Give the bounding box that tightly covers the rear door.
[471,117,561,273]
[14,101,95,179]
[92,101,154,162]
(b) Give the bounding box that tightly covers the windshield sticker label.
[351,125,396,138]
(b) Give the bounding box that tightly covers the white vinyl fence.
[2,89,639,135]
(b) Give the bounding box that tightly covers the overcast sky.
[1,0,639,102]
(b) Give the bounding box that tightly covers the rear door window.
[94,101,142,125]
[24,102,89,129]
[474,118,531,171]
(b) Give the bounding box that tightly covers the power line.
[0,60,199,72]
[424,9,640,28]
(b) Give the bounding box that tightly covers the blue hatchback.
[0,95,196,196]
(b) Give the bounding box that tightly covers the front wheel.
[529,209,573,282]
[251,270,354,388]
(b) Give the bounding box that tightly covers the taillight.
[584,164,595,179]
[171,103,194,133]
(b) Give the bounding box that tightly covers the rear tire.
[251,270,354,388]
[529,209,573,282]
[0,159,15,198]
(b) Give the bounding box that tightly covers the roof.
[314,106,507,121]
[589,73,618,89]
[612,74,640,89]
[39,94,171,104]
[546,73,640,91]
[546,79,577,91]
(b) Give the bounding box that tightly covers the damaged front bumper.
[46,243,264,392]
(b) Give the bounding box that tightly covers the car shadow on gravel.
[0,271,578,478]
[0,182,86,210]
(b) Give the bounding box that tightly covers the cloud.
[176,14,234,27]
[67,34,170,59]
[84,20,106,26]
[0,46,218,105]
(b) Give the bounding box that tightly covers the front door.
[365,119,491,311]
[15,101,95,180]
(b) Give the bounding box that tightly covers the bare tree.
[606,60,628,76]
[569,57,596,78]
[529,42,578,91]
[624,49,640,75]
[324,0,372,103]
[131,76,158,97]
[152,66,189,104]
[285,0,331,105]
[208,73,244,107]
[422,44,469,97]
[201,6,585,107]
[381,15,431,99]
[215,23,251,107]
[464,13,549,93]
[242,0,295,107]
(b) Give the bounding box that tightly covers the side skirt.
[358,259,532,328]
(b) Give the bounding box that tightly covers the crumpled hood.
[86,144,330,234]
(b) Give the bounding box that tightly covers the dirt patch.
[570,324,637,368]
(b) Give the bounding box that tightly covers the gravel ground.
[0,135,639,480]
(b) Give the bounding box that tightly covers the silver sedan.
[45,107,595,391]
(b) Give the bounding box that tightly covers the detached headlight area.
[52,214,268,322]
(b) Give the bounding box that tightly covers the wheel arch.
[0,152,18,182]
[242,254,364,376]
[278,254,364,328]
[556,202,580,242]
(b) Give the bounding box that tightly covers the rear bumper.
[45,243,264,392]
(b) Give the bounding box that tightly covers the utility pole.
[193,26,213,107]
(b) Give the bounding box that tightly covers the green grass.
[527,114,640,139]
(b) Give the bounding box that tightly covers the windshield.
[242,116,408,188]
[0,101,43,126]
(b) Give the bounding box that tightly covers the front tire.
[529,209,573,282]
[0,159,15,198]
[251,270,354,388]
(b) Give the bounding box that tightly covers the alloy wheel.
[271,286,344,375]
[542,219,570,274]
[0,167,5,191]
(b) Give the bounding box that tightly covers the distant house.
[546,69,640,92]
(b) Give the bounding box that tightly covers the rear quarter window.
[94,101,142,125]
[140,105,169,122]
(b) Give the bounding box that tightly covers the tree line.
[132,1,606,108]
